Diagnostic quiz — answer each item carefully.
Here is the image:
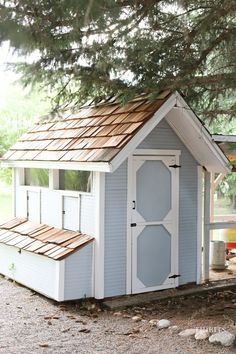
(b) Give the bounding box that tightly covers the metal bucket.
[210,241,226,270]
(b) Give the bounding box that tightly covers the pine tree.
[0,0,235,120]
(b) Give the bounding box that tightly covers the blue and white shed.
[0,91,230,300]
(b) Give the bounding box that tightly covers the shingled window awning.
[0,218,94,260]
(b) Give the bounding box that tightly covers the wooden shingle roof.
[2,91,171,163]
[0,218,93,260]
[212,135,236,171]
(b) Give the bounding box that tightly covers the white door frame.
[126,149,180,294]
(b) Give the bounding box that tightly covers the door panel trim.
[126,150,180,295]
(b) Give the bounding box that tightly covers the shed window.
[25,168,49,187]
[59,170,92,193]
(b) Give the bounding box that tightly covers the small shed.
[0,91,231,300]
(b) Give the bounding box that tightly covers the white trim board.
[94,171,105,299]
[134,149,181,156]
[1,160,111,172]
[197,166,203,284]
[213,135,236,143]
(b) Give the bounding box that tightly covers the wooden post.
[203,170,211,281]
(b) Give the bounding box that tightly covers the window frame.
[23,168,50,189]
[56,169,94,195]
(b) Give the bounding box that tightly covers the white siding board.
[15,188,27,218]
[80,195,96,235]
[0,244,57,299]
[41,190,62,228]
[64,244,93,300]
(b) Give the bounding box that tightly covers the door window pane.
[59,170,92,192]
[25,168,49,187]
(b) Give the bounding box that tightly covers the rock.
[157,319,171,329]
[195,329,209,340]
[113,311,122,317]
[178,328,196,337]
[132,316,142,322]
[209,331,235,347]
[149,319,158,326]
[169,325,179,332]
[132,328,140,334]
[61,328,70,333]
[123,314,131,319]
[79,328,91,333]
[39,343,49,348]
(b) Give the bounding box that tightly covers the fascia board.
[0,159,112,172]
[174,93,231,173]
[212,135,236,143]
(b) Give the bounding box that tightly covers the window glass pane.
[25,168,49,187]
[59,170,92,192]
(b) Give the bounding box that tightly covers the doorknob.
[132,201,136,210]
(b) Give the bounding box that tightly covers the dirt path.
[0,275,236,354]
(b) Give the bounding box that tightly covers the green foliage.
[216,172,236,211]
[0,0,235,120]
[0,83,50,185]
[59,170,92,192]
[25,168,49,187]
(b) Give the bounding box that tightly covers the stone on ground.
[178,328,196,337]
[209,331,235,347]
[149,319,158,326]
[132,315,142,322]
[169,325,179,332]
[195,329,209,340]
[157,319,171,329]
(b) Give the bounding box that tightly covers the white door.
[27,190,40,223]
[131,154,179,294]
[62,196,79,231]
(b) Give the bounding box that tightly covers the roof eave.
[167,92,231,174]
[0,159,112,172]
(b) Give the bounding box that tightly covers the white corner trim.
[110,93,177,172]
[94,171,105,299]
[56,260,65,301]
[174,153,180,288]
[12,168,16,218]
[203,171,211,281]
[126,155,133,294]
[197,166,203,284]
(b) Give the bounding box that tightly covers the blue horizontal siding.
[104,161,127,297]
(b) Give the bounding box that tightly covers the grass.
[0,185,13,224]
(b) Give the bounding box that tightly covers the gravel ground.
[0,276,236,354]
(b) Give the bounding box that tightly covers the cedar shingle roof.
[212,135,236,171]
[2,91,171,163]
[0,218,93,260]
